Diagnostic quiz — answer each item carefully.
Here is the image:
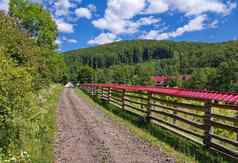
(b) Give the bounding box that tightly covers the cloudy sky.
[0,0,237,52]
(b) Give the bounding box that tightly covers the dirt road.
[55,88,175,163]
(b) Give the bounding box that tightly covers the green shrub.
[0,50,33,153]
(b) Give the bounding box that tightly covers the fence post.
[146,92,152,123]
[90,86,94,96]
[97,86,100,98]
[107,87,111,103]
[203,101,212,147]
[173,109,177,125]
[94,86,96,96]
[98,86,100,98]
[101,87,104,99]
[173,99,178,124]
[236,112,238,141]
[96,86,99,97]
[122,89,126,110]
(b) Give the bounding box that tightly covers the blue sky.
[0,0,237,52]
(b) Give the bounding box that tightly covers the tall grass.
[24,84,63,163]
[0,84,63,162]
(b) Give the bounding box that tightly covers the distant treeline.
[65,40,238,69]
[65,40,238,91]
[65,40,175,68]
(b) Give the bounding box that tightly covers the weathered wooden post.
[173,109,177,125]
[101,87,104,99]
[173,99,178,125]
[140,93,143,110]
[91,86,94,96]
[96,86,99,97]
[122,89,126,110]
[107,87,111,103]
[203,101,212,148]
[97,86,100,98]
[236,112,238,141]
[94,86,96,96]
[146,92,152,123]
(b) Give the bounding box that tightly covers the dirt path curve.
[55,88,175,163]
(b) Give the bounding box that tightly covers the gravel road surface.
[55,88,175,163]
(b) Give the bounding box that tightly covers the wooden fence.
[80,84,238,160]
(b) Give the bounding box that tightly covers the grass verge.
[22,84,63,163]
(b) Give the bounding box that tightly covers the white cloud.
[88,33,120,45]
[0,0,9,13]
[55,0,74,16]
[144,0,169,14]
[55,19,74,33]
[111,16,161,34]
[62,36,78,43]
[92,0,236,36]
[144,0,237,16]
[208,20,219,28]
[30,0,43,4]
[225,1,237,15]
[108,0,146,19]
[92,0,146,34]
[141,15,207,40]
[88,4,97,12]
[171,0,236,16]
[55,39,62,45]
[171,15,207,36]
[75,7,92,19]
[68,39,78,43]
[140,30,160,40]
[136,16,160,26]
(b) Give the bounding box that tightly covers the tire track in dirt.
[55,88,175,163]
[55,88,113,163]
[67,90,114,163]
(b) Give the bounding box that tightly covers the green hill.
[64,40,238,91]
[65,40,238,69]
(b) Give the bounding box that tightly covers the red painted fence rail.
[81,83,238,105]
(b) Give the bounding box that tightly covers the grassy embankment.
[26,84,63,163]
[0,85,63,163]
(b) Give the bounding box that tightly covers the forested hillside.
[66,40,174,68]
[0,0,67,161]
[65,40,238,91]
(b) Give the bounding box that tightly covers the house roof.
[151,76,170,83]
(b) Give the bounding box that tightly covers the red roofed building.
[151,76,170,86]
[151,75,192,86]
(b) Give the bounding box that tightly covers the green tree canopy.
[9,0,58,49]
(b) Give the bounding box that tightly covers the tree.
[216,60,238,91]
[0,48,33,152]
[188,68,217,90]
[0,2,66,159]
[78,65,96,84]
[9,0,58,49]
[133,64,156,85]
[47,54,68,83]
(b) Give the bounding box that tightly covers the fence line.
[80,84,238,160]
